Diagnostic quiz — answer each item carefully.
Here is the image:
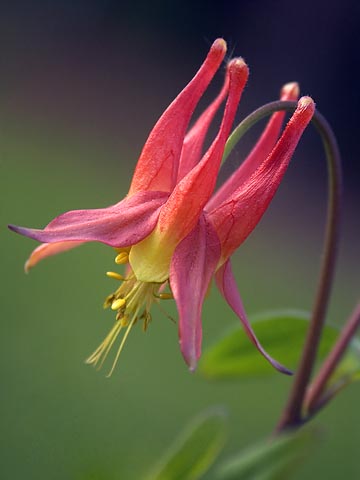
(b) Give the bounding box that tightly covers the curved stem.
[221,100,342,431]
[220,101,299,176]
[277,106,342,431]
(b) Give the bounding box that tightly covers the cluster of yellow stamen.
[86,250,173,376]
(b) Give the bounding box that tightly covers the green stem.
[222,100,342,432]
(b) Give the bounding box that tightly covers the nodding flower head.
[9,39,314,375]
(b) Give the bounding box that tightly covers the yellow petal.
[129,230,173,283]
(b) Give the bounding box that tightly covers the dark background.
[1,1,359,479]
[1,0,359,179]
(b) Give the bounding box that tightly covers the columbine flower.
[9,39,315,374]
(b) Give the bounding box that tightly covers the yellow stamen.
[142,312,152,331]
[120,315,129,327]
[106,271,125,281]
[92,263,175,375]
[115,252,129,264]
[96,322,123,370]
[103,294,115,309]
[106,315,137,377]
[158,292,173,300]
[85,320,122,367]
[111,298,126,310]
[157,301,177,324]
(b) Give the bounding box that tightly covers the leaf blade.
[144,408,227,480]
[198,310,339,379]
[214,428,317,480]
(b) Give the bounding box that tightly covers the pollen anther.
[115,252,129,264]
[106,271,125,281]
[158,292,173,300]
[111,298,126,310]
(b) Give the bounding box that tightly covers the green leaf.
[198,310,339,379]
[214,428,317,480]
[144,408,227,480]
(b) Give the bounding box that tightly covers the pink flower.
[9,39,315,374]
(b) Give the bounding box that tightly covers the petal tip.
[299,96,315,110]
[24,260,31,274]
[8,224,38,240]
[8,224,34,237]
[212,38,227,54]
[227,57,249,88]
[180,341,199,372]
[281,82,299,100]
[273,361,293,376]
[228,57,248,73]
[8,224,19,233]
[188,359,198,373]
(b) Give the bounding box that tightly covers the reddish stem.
[276,109,342,432]
[305,302,360,415]
[221,101,343,432]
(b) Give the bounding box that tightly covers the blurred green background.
[2,1,359,479]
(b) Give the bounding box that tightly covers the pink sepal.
[9,190,168,247]
[170,214,221,370]
[176,67,230,182]
[25,241,85,272]
[215,260,292,375]
[129,39,227,195]
[207,82,299,210]
[209,97,315,261]
[157,59,249,246]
